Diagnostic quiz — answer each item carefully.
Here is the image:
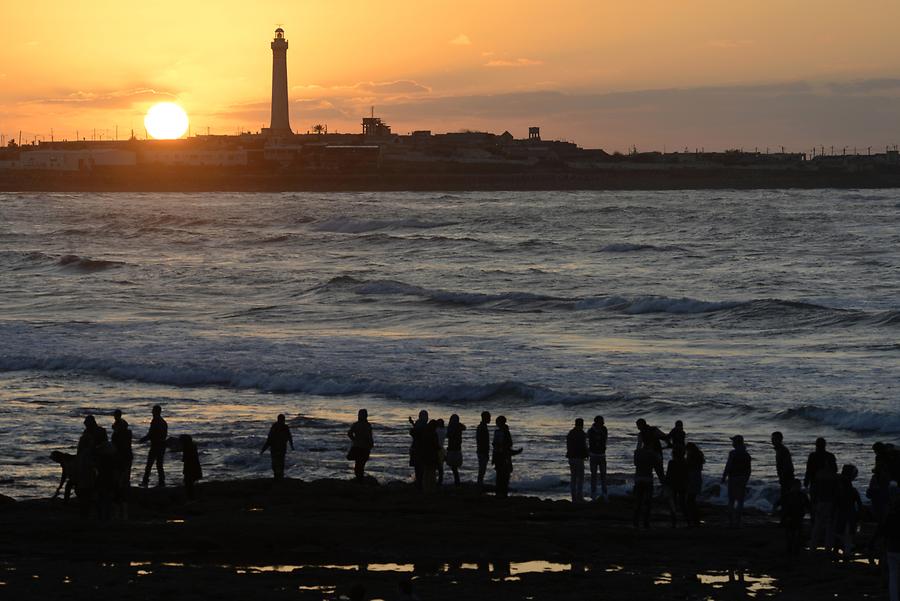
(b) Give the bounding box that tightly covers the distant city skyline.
[2,0,900,150]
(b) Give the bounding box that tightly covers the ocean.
[1,190,898,508]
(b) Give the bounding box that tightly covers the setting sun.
[144,102,189,139]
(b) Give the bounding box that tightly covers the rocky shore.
[0,478,886,600]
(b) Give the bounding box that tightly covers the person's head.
[418,409,428,422]
[841,464,858,481]
[152,404,162,416]
[574,418,584,430]
[481,411,491,424]
[496,415,507,427]
[636,418,647,430]
[437,418,444,428]
[113,409,122,420]
[277,414,286,424]
[873,442,885,455]
[675,420,683,429]
[771,431,783,446]
[449,414,459,425]
[83,415,97,429]
[594,415,604,427]
[815,437,827,451]
[358,409,368,422]
[731,434,744,448]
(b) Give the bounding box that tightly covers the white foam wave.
[782,405,900,434]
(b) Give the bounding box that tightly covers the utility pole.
[51,128,54,142]
[115,125,118,141]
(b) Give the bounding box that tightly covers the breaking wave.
[0,355,630,406]
[780,405,900,435]
[315,276,900,324]
[598,243,686,253]
[56,254,124,272]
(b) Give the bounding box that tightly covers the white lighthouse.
[267,28,292,137]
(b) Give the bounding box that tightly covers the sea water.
[1,190,898,508]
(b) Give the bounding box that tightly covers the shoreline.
[3,167,900,192]
[0,477,886,600]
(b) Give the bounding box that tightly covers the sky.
[2,0,900,151]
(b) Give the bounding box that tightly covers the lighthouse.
[268,27,292,136]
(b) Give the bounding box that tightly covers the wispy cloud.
[485,58,544,68]
[24,88,178,109]
[450,34,472,46]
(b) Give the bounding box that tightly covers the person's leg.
[599,456,608,500]
[452,466,460,486]
[824,502,836,551]
[354,457,365,480]
[589,456,598,500]
[643,483,653,527]
[576,461,585,502]
[810,502,825,549]
[888,552,900,601]
[569,460,578,502]
[437,462,444,486]
[477,454,485,486]
[142,451,154,486]
[156,449,165,487]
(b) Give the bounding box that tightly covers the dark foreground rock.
[0,478,887,600]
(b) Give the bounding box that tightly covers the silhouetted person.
[95,436,117,521]
[665,447,688,527]
[50,451,77,502]
[408,410,429,489]
[771,431,794,514]
[445,414,466,486]
[804,437,838,504]
[668,420,686,456]
[492,416,521,498]
[566,418,588,503]
[76,415,107,518]
[180,434,202,500]
[872,442,898,525]
[347,409,374,480]
[139,405,168,488]
[806,437,838,550]
[635,418,667,457]
[261,414,294,482]
[883,498,900,601]
[722,435,751,527]
[874,442,900,485]
[421,420,441,493]
[476,411,491,488]
[435,418,447,485]
[111,409,133,518]
[835,464,862,558]
[685,442,705,526]
[633,445,663,528]
[776,479,811,555]
[588,415,608,501]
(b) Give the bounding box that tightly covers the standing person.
[778,479,811,555]
[665,447,689,527]
[75,415,107,518]
[180,434,202,500]
[835,464,862,559]
[635,419,667,457]
[421,420,441,494]
[445,414,466,486]
[260,414,294,482]
[633,446,663,528]
[668,421,686,457]
[111,410,133,519]
[588,416,608,502]
[347,409,374,480]
[435,419,447,486]
[771,431,794,512]
[408,410,429,489]
[566,418,588,503]
[722,435,752,527]
[139,405,168,488]
[685,442,705,526]
[884,499,900,601]
[805,437,838,551]
[492,416,522,498]
[476,412,492,489]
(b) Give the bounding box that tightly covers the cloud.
[25,88,178,109]
[291,80,431,98]
[450,34,472,46]
[485,58,544,68]
[355,80,431,95]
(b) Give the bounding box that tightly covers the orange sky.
[2,0,900,150]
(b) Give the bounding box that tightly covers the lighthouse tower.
[268,27,292,136]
